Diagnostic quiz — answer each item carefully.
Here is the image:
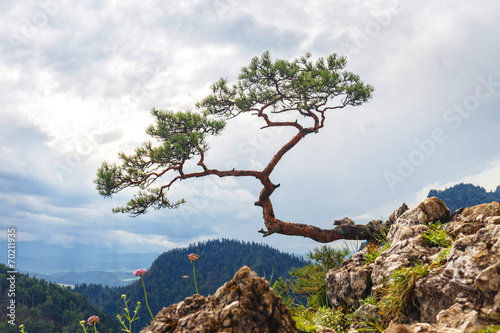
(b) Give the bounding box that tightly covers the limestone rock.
[325,250,373,309]
[371,198,448,286]
[140,266,297,333]
[415,204,500,328]
[326,199,500,333]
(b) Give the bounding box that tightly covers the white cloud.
[0,0,499,261]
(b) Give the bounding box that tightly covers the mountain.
[427,183,500,213]
[0,263,119,332]
[73,238,308,330]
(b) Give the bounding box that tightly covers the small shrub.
[377,263,429,319]
[284,245,351,308]
[422,221,451,247]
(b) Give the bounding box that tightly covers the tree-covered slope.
[0,264,119,332]
[74,238,308,330]
[428,183,500,213]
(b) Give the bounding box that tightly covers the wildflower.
[134,268,154,321]
[87,315,100,326]
[80,320,88,333]
[188,253,200,294]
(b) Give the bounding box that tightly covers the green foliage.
[291,306,354,333]
[476,325,500,333]
[363,226,390,264]
[116,295,140,333]
[377,264,429,320]
[0,264,119,332]
[273,245,355,332]
[431,246,451,267]
[96,51,373,218]
[363,243,389,264]
[94,109,224,216]
[428,183,500,213]
[313,307,354,332]
[198,51,374,117]
[282,245,351,308]
[292,308,318,333]
[307,245,352,270]
[360,295,377,306]
[74,239,308,330]
[422,222,451,248]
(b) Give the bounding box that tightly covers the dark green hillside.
[428,183,500,213]
[74,238,308,330]
[0,264,119,333]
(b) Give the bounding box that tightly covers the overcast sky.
[1,0,499,262]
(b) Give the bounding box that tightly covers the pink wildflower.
[134,268,147,277]
[87,315,99,326]
[188,253,200,262]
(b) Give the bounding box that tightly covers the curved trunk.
[258,195,385,243]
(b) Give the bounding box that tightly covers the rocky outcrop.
[140,198,500,333]
[326,198,500,333]
[140,265,297,333]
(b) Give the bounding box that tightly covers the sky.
[1,0,500,268]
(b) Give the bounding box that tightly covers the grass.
[431,246,451,268]
[364,242,390,264]
[377,263,429,320]
[476,325,500,333]
[364,226,391,264]
[422,221,451,248]
[292,306,355,333]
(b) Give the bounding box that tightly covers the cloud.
[0,0,499,260]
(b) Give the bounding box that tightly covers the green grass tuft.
[377,263,429,319]
[422,221,451,247]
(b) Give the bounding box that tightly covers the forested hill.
[0,263,119,332]
[427,183,500,213]
[74,238,308,330]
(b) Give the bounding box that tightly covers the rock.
[449,201,500,224]
[326,199,500,333]
[386,197,450,242]
[325,250,373,309]
[371,198,449,286]
[445,201,500,238]
[140,266,297,333]
[326,199,448,309]
[415,206,500,328]
[387,203,409,226]
[384,323,413,333]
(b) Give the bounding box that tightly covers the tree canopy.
[428,183,500,213]
[95,51,377,243]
